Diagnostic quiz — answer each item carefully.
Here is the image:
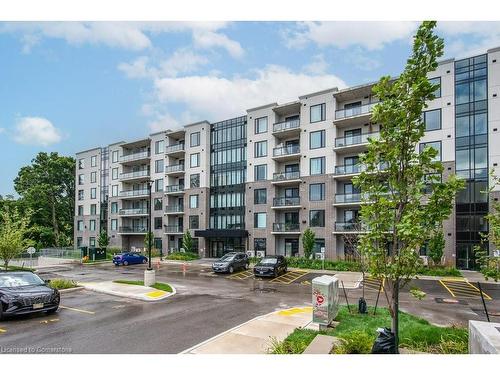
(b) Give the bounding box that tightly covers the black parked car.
[212,252,250,274]
[253,255,287,278]
[0,271,60,320]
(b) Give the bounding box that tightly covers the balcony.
[334,164,362,177]
[120,150,150,164]
[165,185,185,195]
[334,102,378,124]
[272,171,301,185]
[272,197,301,209]
[165,143,185,157]
[272,119,301,138]
[164,205,184,215]
[334,132,380,153]
[333,222,369,233]
[272,223,301,234]
[119,189,149,198]
[118,226,148,234]
[334,193,362,206]
[119,208,149,216]
[165,164,185,176]
[272,145,301,161]
[119,169,150,182]
[164,225,184,234]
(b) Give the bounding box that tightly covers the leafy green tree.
[428,229,445,266]
[0,207,34,270]
[302,228,315,259]
[144,231,153,251]
[14,152,75,247]
[353,21,464,352]
[181,230,194,253]
[98,230,109,249]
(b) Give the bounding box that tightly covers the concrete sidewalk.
[182,306,313,354]
[81,281,176,302]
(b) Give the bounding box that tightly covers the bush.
[333,330,373,354]
[416,266,461,277]
[285,257,361,272]
[165,252,200,261]
[268,329,318,354]
[49,279,78,290]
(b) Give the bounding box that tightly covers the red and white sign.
[316,295,325,305]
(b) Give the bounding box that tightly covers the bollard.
[156,260,160,271]
[182,262,187,275]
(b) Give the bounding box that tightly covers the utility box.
[312,275,340,327]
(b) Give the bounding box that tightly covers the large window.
[155,159,164,173]
[90,171,97,183]
[112,150,118,163]
[309,183,325,201]
[310,103,326,123]
[111,185,118,197]
[310,130,325,149]
[89,237,96,247]
[77,220,84,231]
[155,140,164,154]
[254,164,267,181]
[310,157,325,175]
[254,141,267,158]
[190,195,199,208]
[112,167,118,180]
[78,174,84,185]
[154,198,163,211]
[190,173,200,188]
[111,202,118,214]
[190,153,200,168]
[190,132,200,147]
[429,77,441,98]
[189,215,199,229]
[423,109,441,131]
[89,220,96,231]
[310,210,325,227]
[111,219,118,231]
[90,204,96,215]
[254,188,267,204]
[77,205,84,216]
[419,141,442,161]
[154,217,162,230]
[91,155,97,167]
[78,190,84,200]
[255,117,268,134]
[254,212,266,228]
[254,238,266,253]
[78,159,85,169]
[155,178,163,192]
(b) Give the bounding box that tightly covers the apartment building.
[74,47,500,269]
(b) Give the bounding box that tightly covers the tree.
[302,228,315,259]
[14,152,75,248]
[181,230,194,253]
[353,21,464,352]
[98,230,109,249]
[144,231,153,251]
[428,229,445,266]
[0,207,34,270]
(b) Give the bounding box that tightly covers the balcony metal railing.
[119,208,149,215]
[272,197,301,207]
[165,205,184,213]
[273,145,300,157]
[334,222,368,232]
[335,102,378,120]
[334,164,362,175]
[272,223,300,232]
[334,193,363,204]
[120,151,150,163]
[120,170,150,180]
[119,189,149,197]
[273,171,300,181]
[272,119,300,133]
[165,143,185,153]
[164,225,184,233]
[334,132,380,148]
[165,185,185,193]
[165,164,185,173]
[118,226,148,234]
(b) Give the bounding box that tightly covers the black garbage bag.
[358,297,367,314]
[371,327,396,354]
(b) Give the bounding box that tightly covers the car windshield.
[220,254,235,261]
[0,273,45,288]
[259,258,278,265]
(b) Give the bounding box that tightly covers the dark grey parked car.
[212,252,250,274]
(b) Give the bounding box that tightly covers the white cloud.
[344,47,382,71]
[148,112,181,133]
[160,49,209,77]
[118,56,153,79]
[284,21,418,50]
[438,21,500,58]
[192,29,244,58]
[303,54,329,75]
[0,128,5,134]
[13,117,63,146]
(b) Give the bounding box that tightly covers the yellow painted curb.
[146,290,168,298]
[277,307,312,316]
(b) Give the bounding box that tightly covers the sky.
[1,21,500,196]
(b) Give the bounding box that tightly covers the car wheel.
[0,303,4,321]
[123,261,129,266]
[142,259,147,264]
[244,263,249,270]
[46,306,59,314]
[114,263,119,267]
[228,266,234,274]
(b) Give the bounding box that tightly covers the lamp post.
[144,179,155,286]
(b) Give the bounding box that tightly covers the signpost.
[27,247,36,268]
[321,247,325,270]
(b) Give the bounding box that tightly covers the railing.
[165,164,185,173]
[119,208,149,215]
[334,193,362,204]
[273,197,300,207]
[119,189,149,197]
[334,132,379,148]
[165,185,185,193]
[273,171,300,181]
[120,151,150,163]
[335,102,378,120]
[164,225,183,233]
[119,226,148,233]
[273,145,300,157]
[273,119,300,133]
[165,143,185,153]
[334,164,362,175]
[334,222,368,232]
[165,205,184,213]
[272,223,300,232]
[120,170,150,180]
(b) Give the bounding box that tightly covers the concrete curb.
[81,283,177,302]
[58,286,85,294]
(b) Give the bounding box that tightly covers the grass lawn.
[4,265,36,272]
[270,306,468,354]
[49,279,79,290]
[113,280,173,293]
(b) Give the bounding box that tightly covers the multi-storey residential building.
[74,47,500,269]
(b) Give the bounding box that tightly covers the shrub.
[165,252,200,261]
[285,257,361,272]
[268,329,318,354]
[49,279,78,290]
[416,266,461,277]
[333,330,373,354]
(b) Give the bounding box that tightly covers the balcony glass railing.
[119,208,149,215]
[273,119,300,133]
[334,222,368,232]
[165,185,185,193]
[334,164,362,175]
[334,193,362,204]
[119,189,149,197]
[165,205,184,213]
[165,164,185,173]
[120,151,150,163]
[164,225,183,233]
[335,102,378,120]
[273,145,300,157]
[334,132,379,148]
[272,223,300,232]
[165,143,185,153]
[120,170,150,179]
[118,226,148,233]
[273,197,300,207]
[273,171,300,181]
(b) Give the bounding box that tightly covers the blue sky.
[1,21,500,195]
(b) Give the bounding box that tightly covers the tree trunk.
[391,277,400,354]
[51,195,60,247]
[4,260,8,271]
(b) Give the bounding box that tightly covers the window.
[89,220,96,231]
[189,215,199,229]
[419,141,442,161]
[91,155,97,167]
[90,171,97,183]
[310,103,326,123]
[254,164,267,181]
[78,190,84,200]
[155,178,164,192]
[90,204,97,215]
[309,183,325,201]
[255,117,268,134]
[111,185,118,197]
[429,77,441,98]
[77,220,84,231]
[154,238,162,251]
[89,237,96,247]
[423,109,441,131]
[112,168,118,180]
[190,195,199,208]
[78,174,84,185]
[77,205,84,216]
[112,150,118,163]
[111,202,118,214]
[310,157,325,175]
[310,210,325,227]
[313,239,325,254]
[310,130,325,149]
[78,158,85,169]
[155,140,164,154]
[76,237,83,247]
[90,188,97,199]
[190,153,200,168]
[254,238,266,253]
[254,212,266,228]
[155,159,164,173]
[254,141,267,158]
[111,219,118,231]
[154,198,163,211]
[190,132,200,147]
[154,217,162,230]
[254,188,267,204]
[190,173,200,188]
